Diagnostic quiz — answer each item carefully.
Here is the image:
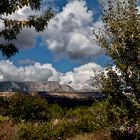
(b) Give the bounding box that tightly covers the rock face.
[0,81,76,92]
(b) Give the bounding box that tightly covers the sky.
[0,0,110,90]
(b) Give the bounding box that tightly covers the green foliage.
[0,115,9,122]
[28,9,54,32]
[0,96,9,116]
[0,96,8,106]
[49,103,64,119]
[65,106,89,119]
[17,123,46,140]
[16,102,107,140]
[8,94,50,121]
[97,0,140,98]
[65,102,108,133]
[96,0,140,139]
[0,43,19,58]
[0,0,40,15]
[0,0,54,58]
[0,94,108,140]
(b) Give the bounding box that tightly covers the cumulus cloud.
[0,26,36,50]
[0,60,102,91]
[0,0,104,59]
[59,62,102,90]
[43,0,103,60]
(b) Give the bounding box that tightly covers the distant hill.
[0,81,76,92]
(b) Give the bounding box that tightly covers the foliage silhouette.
[0,0,54,58]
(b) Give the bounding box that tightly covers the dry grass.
[68,129,113,140]
[0,121,113,140]
[0,120,19,140]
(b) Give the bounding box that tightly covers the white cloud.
[137,6,140,14]
[0,20,5,32]
[0,60,102,91]
[43,0,103,60]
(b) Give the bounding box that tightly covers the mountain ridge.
[0,81,76,92]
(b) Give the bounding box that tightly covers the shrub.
[8,94,50,122]
[0,97,9,115]
[17,122,46,140]
[49,104,64,119]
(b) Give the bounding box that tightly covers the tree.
[95,0,140,139]
[0,0,54,58]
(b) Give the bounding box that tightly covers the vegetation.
[7,94,51,121]
[95,0,140,139]
[0,94,108,140]
[0,0,53,58]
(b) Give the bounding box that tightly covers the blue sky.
[0,0,110,90]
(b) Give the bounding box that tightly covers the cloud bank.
[0,60,102,90]
[0,60,54,81]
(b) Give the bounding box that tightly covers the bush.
[49,104,64,119]
[8,94,50,122]
[17,120,79,140]
[65,106,89,119]
[17,122,46,140]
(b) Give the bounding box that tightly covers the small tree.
[0,0,54,58]
[95,0,140,139]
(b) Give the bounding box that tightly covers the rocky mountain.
[0,81,76,92]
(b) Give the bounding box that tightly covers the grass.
[68,130,112,140]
